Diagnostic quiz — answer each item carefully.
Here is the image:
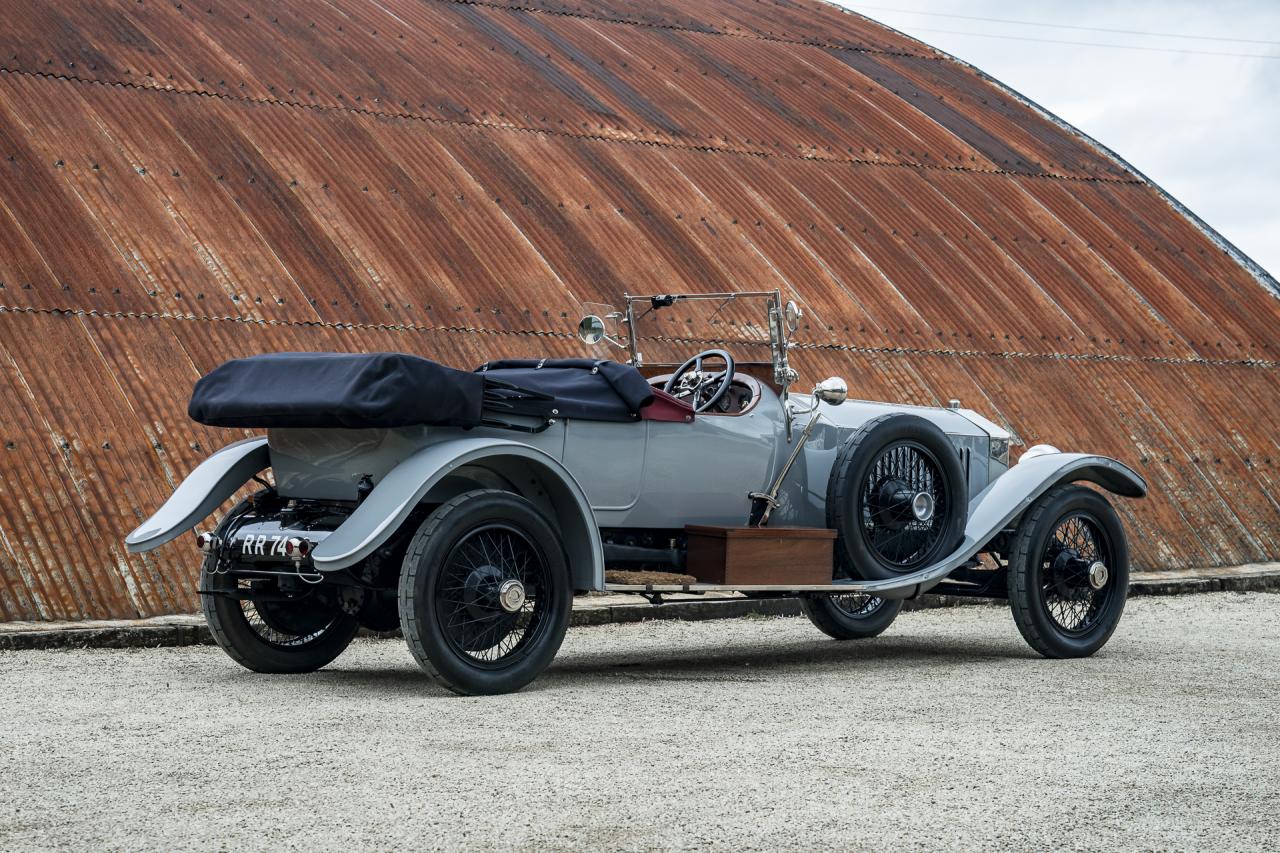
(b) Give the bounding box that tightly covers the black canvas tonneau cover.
[188,352,654,429]
[478,358,654,422]
[189,352,484,429]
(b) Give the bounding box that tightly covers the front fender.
[124,437,269,553]
[954,452,1144,559]
[852,453,1145,598]
[311,438,604,590]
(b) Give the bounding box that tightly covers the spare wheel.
[826,413,968,580]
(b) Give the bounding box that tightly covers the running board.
[606,580,927,598]
[604,581,909,594]
[604,551,982,599]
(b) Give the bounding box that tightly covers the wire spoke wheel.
[434,523,552,668]
[401,490,572,695]
[199,495,361,674]
[1038,513,1114,636]
[829,593,884,618]
[801,590,902,640]
[828,414,967,581]
[237,580,338,649]
[1007,484,1130,659]
[858,440,948,570]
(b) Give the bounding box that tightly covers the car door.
[561,419,648,516]
[619,392,784,528]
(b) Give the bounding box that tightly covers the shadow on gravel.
[291,665,447,696]
[546,634,1031,685]
[191,660,450,698]
[187,632,1039,698]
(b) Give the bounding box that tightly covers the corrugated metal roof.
[0,0,1275,620]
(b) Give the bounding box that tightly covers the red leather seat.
[642,387,695,423]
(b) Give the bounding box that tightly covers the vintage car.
[126,291,1146,695]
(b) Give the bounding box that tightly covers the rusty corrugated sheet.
[0,0,1275,621]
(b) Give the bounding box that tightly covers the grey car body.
[126,291,1144,601]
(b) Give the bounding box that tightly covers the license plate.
[236,533,291,559]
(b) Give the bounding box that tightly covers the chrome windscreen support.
[749,400,823,527]
[748,376,846,527]
[769,293,802,440]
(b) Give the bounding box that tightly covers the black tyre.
[827,414,968,580]
[801,593,903,640]
[398,489,572,696]
[201,501,360,674]
[1008,485,1129,658]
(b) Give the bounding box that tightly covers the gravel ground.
[1,592,1277,852]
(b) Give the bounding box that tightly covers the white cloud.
[831,0,1280,280]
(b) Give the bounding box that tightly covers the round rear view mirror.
[577,314,606,346]
[784,300,802,334]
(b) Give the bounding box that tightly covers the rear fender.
[124,437,269,553]
[310,438,603,591]
[862,453,1145,599]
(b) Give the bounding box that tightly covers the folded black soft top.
[188,352,654,429]
[189,352,485,429]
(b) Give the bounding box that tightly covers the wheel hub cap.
[877,480,937,529]
[498,579,526,613]
[1087,561,1109,590]
[910,491,935,522]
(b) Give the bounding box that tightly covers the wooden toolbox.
[685,525,836,585]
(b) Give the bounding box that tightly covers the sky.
[831,1,1280,281]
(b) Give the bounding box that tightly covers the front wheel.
[1007,485,1129,658]
[801,593,903,640]
[398,490,572,696]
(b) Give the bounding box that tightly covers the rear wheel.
[200,501,360,673]
[801,592,902,640]
[1008,485,1129,658]
[398,490,572,695]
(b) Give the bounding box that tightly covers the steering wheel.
[664,349,736,413]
